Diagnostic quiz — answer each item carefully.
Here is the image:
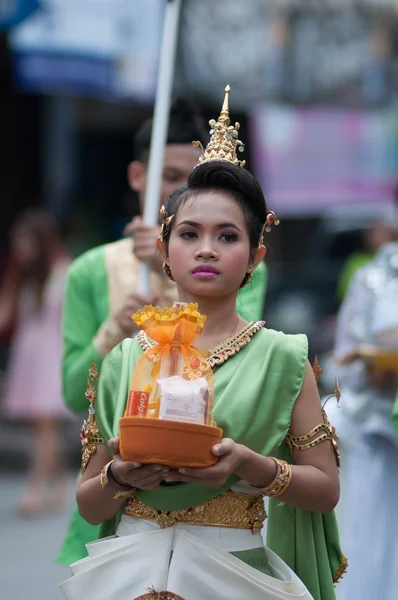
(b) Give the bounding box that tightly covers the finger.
[133,228,158,239]
[127,464,169,480]
[133,244,158,256]
[123,217,141,237]
[212,438,235,456]
[128,216,143,232]
[130,467,169,488]
[123,223,134,237]
[137,472,164,490]
[108,437,120,455]
[132,222,159,235]
[175,467,215,479]
[176,456,229,479]
[112,454,141,470]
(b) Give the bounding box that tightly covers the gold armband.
[256,457,292,498]
[285,360,341,467]
[81,360,104,472]
[285,408,340,467]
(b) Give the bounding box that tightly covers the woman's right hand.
[108,437,169,490]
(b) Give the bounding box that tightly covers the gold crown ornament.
[193,85,246,168]
[190,85,280,248]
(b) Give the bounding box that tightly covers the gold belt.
[124,490,266,534]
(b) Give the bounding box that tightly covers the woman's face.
[11,226,39,265]
[167,191,256,299]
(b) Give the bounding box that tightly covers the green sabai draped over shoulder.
[96,327,344,600]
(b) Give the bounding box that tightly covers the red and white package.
[126,390,149,417]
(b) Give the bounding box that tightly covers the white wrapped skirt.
[59,515,314,600]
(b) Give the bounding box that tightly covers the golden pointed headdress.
[157,85,281,246]
[193,85,246,168]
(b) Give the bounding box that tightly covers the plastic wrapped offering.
[119,304,222,467]
[158,376,210,424]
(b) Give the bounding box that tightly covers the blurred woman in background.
[330,240,398,600]
[0,209,74,516]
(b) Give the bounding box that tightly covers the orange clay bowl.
[119,416,223,468]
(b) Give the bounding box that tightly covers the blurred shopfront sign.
[274,8,397,105]
[251,106,398,216]
[179,0,398,109]
[178,0,269,110]
[0,0,38,30]
[9,0,164,101]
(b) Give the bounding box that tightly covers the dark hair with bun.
[163,160,268,249]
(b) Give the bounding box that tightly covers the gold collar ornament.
[192,85,246,168]
[81,360,103,472]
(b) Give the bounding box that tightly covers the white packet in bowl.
[157,376,209,424]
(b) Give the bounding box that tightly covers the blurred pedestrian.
[0,208,74,516]
[336,220,393,302]
[337,186,398,302]
[330,239,398,600]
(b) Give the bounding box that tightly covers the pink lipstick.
[191,265,220,279]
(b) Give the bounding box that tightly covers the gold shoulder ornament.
[285,357,341,467]
[81,360,104,472]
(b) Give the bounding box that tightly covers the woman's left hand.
[164,438,244,488]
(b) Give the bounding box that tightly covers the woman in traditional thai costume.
[60,88,344,600]
[328,241,398,600]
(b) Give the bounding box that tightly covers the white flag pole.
[138,0,182,294]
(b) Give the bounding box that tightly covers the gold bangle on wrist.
[100,460,135,500]
[256,457,292,498]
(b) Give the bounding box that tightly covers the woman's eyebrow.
[177,220,242,232]
[217,223,242,232]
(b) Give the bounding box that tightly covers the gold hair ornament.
[257,211,280,249]
[192,85,246,168]
[159,204,174,241]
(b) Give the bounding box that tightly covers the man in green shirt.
[58,101,268,564]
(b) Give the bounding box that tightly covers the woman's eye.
[180,230,197,239]
[220,232,238,243]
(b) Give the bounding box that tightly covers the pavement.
[0,420,82,598]
[0,420,82,471]
[0,471,77,600]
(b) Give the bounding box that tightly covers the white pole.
[138,0,182,294]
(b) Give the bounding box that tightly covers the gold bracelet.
[100,460,135,500]
[256,457,292,498]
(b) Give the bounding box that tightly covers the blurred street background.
[1,1,398,599]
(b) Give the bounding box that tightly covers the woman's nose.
[194,241,218,260]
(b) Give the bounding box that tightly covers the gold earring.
[162,262,174,282]
[240,272,253,288]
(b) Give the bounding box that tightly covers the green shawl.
[96,328,343,600]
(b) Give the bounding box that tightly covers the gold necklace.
[203,316,241,351]
[228,315,241,339]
